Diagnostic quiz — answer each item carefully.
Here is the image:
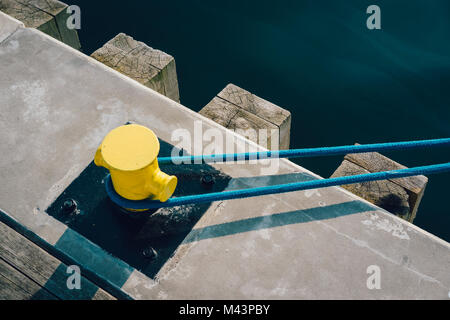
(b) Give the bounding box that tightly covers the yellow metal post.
[94,124,177,202]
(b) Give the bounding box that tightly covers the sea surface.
[70,0,450,242]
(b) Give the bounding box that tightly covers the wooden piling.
[0,0,81,50]
[91,33,180,103]
[331,144,428,222]
[199,84,291,150]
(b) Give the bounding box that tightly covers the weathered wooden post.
[0,0,80,50]
[199,84,291,150]
[331,144,428,222]
[91,33,180,103]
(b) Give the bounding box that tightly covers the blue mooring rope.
[105,162,450,211]
[158,138,450,164]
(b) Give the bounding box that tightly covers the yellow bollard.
[94,124,177,202]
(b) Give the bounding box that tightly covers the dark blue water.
[71,0,450,241]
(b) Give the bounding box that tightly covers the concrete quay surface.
[0,11,449,299]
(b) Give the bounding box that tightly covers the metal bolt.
[142,247,158,260]
[201,174,215,186]
[62,199,77,214]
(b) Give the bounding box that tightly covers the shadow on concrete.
[183,200,376,244]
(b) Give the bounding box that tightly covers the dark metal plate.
[46,140,231,278]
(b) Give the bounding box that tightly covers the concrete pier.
[91,33,180,103]
[0,0,80,50]
[200,84,291,150]
[0,10,449,299]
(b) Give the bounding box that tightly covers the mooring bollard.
[94,124,177,203]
